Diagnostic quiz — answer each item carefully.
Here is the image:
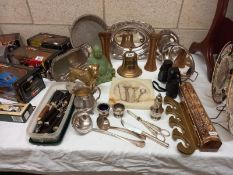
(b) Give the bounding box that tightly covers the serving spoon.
[96,116,146,140]
[72,112,145,148]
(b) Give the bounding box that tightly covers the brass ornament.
[117,50,142,78]
[67,64,99,90]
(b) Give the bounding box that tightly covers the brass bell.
[117,50,142,78]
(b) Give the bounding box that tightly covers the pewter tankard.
[73,86,101,113]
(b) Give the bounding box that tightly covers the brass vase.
[98,31,112,66]
[144,32,158,72]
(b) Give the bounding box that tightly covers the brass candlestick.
[144,32,158,72]
[98,31,112,66]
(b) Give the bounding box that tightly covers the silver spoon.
[96,116,146,140]
[72,112,145,148]
[136,88,147,102]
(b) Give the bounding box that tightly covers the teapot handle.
[94,87,101,101]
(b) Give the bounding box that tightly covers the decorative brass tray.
[212,41,233,103]
[109,20,154,60]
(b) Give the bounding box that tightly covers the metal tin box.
[27,33,72,54]
[0,63,45,102]
[0,33,22,52]
[9,46,60,78]
[0,103,34,123]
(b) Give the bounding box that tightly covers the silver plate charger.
[51,43,92,81]
[227,75,233,134]
[109,20,154,59]
[70,14,107,48]
[212,41,233,103]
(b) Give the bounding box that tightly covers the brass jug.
[117,50,142,78]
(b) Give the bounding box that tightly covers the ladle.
[96,116,146,140]
[72,112,145,148]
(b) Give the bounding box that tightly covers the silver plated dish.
[212,41,233,103]
[70,14,107,48]
[109,20,154,59]
[51,43,92,81]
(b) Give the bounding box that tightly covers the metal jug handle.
[93,87,101,101]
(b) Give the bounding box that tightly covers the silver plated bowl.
[212,41,233,104]
[109,20,154,59]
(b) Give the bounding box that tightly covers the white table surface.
[0,54,233,175]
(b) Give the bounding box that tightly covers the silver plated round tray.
[109,20,154,60]
[70,14,107,48]
[227,75,233,134]
[212,41,233,104]
[51,43,92,81]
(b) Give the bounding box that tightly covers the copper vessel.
[98,31,112,66]
[144,32,158,71]
[117,50,142,78]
